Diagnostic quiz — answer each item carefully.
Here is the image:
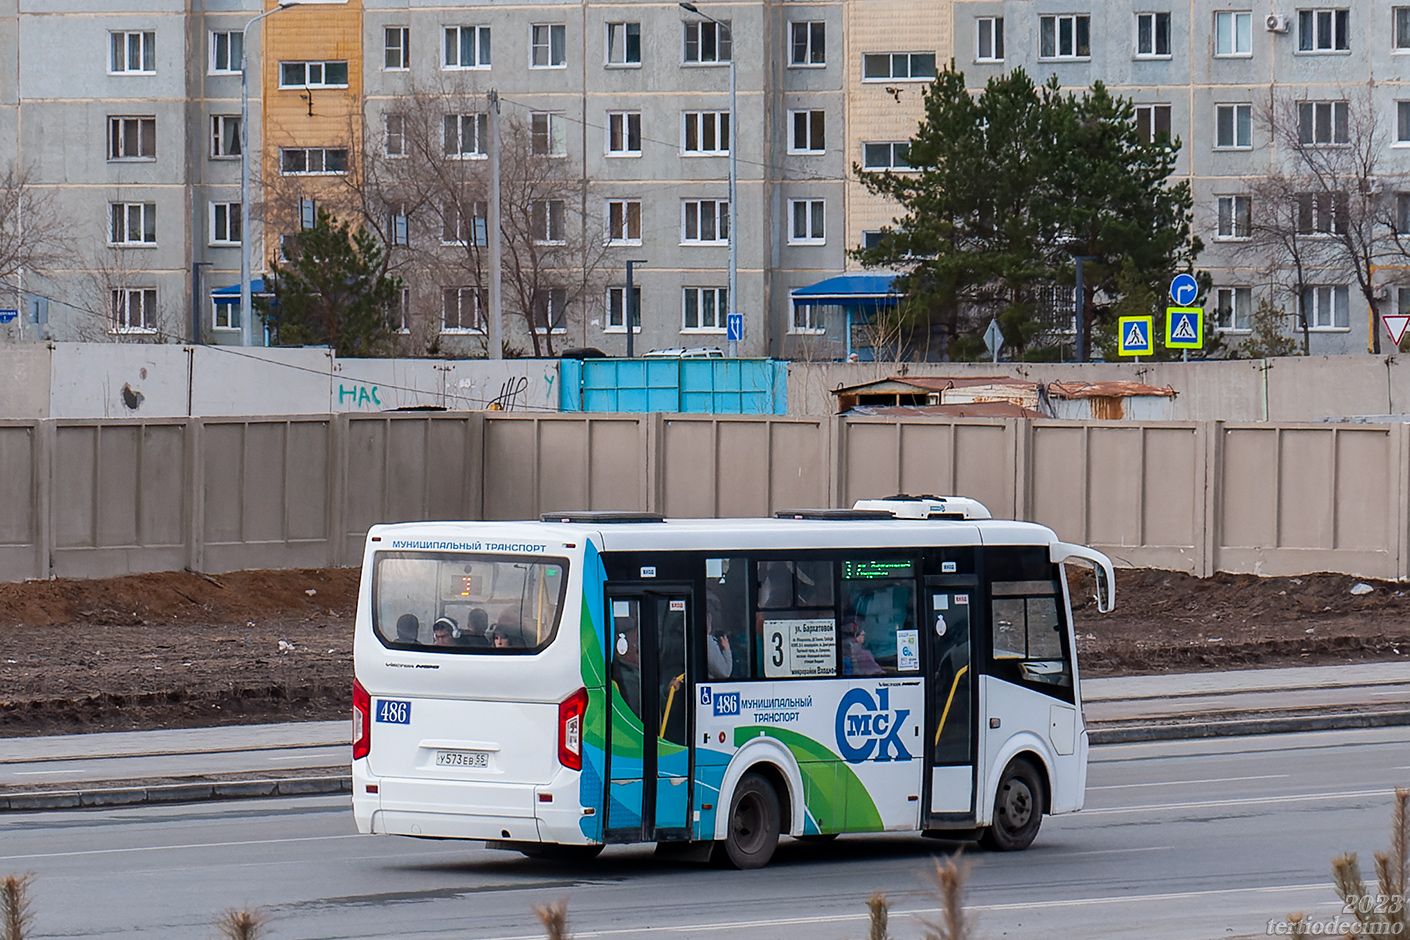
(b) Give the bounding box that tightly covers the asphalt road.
[3,726,1408,940]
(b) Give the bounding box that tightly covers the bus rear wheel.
[978,758,1044,852]
[717,772,781,869]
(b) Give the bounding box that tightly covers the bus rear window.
[372,552,569,654]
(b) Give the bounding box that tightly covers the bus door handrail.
[934,664,969,746]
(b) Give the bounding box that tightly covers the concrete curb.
[0,775,351,812]
[1087,708,1410,745]
[4,709,1409,811]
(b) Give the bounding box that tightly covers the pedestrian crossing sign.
[1165,307,1204,349]
[1118,316,1154,356]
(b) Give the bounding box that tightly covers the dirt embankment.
[1,566,1408,737]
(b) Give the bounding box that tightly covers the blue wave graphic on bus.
[834,687,912,763]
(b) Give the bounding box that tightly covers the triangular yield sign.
[1125,322,1147,347]
[1171,314,1198,340]
[1383,314,1410,346]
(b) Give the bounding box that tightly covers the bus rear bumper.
[352,764,594,846]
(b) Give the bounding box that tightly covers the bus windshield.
[372,552,569,654]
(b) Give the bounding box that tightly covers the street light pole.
[240,2,300,348]
[1072,255,1098,362]
[679,2,736,357]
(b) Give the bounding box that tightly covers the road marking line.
[1089,774,1287,790]
[10,770,90,776]
[469,882,1335,940]
[0,834,362,862]
[1084,787,1391,815]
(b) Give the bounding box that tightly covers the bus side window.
[705,557,749,680]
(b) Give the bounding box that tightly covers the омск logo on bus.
[835,688,912,763]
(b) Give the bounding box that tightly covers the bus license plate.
[436,750,489,769]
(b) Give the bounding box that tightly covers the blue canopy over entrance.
[790,271,902,360]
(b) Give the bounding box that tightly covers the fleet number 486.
[376,699,411,724]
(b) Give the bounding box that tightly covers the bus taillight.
[353,678,371,761]
[558,687,588,770]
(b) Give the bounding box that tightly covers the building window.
[532,24,566,68]
[279,61,349,87]
[213,300,240,332]
[1396,8,1410,50]
[683,287,727,330]
[683,200,729,244]
[444,25,491,69]
[683,111,731,155]
[1299,101,1349,145]
[976,17,1005,61]
[385,114,406,157]
[112,288,157,333]
[108,117,156,160]
[607,200,642,245]
[1214,104,1252,149]
[1397,102,1410,144]
[1301,285,1349,329]
[791,300,825,332]
[532,199,566,244]
[684,20,732,63]
[1398,193,1410,233]
[533,288,568,333]
[1216,195,1252,239]
[788,199,825,244]
[790,22,825,66]
[110,202,156,245]
[211,115,241,158]
[1398,287,1410,315]
[1134,104,1172,142]
[1298,9,1349,51]
[862,52,937,81]
[110,31,155,74]
[862,230,884,249]
[862,141,910,169]
[1296,191,1348,235]
[1039,14,1091,59]
[1214,11,1252,56]
[607,111,642,155]
[789,110,826,153]
[531,112,567,156]
[607,22,641,66]
[607,286,641,332]
[385,27,410,70]
[442,287,486,332]
[210,202,241,245]
[209,30,242,74]
[445,113,488,158]
[442,202,487,246]
[1215,287,1253,331]
[280,147,349,175]
[1136,12,1171,56]
[390,207,410,247]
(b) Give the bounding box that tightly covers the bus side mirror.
[1049,542,1116,614]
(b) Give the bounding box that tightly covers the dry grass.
[918,855,973,940]
[214,908,267,940]
[867,891,890,940]
[534,897,572,940]
[1,875,34,940]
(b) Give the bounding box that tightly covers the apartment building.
[2,0,862,358]
[954,0,1410,355]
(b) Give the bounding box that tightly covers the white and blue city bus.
[351,496,1115,868]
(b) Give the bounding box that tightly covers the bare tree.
[346,85,616,357]
[0,165,68,306]
[1260,87,1405,353]
[1241,170,1336,354]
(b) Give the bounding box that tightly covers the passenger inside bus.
[705,596,733,679]
[395,613,420,644]
[456,608,490,647]
[840,619,884,677]
[432,616,458,646]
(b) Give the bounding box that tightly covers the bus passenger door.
[923,577,977,824]
[604,588,692,842]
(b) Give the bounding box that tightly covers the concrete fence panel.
[200,419,334,573]
[483,415,649,519]
[1215,424,1399,578]
[657,417,829,517]
[0,424,39,581]
[838,419,1018,516]
[49,421,188,577]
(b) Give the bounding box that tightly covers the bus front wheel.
[978,758,1044,852]
[717,772,781,869]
